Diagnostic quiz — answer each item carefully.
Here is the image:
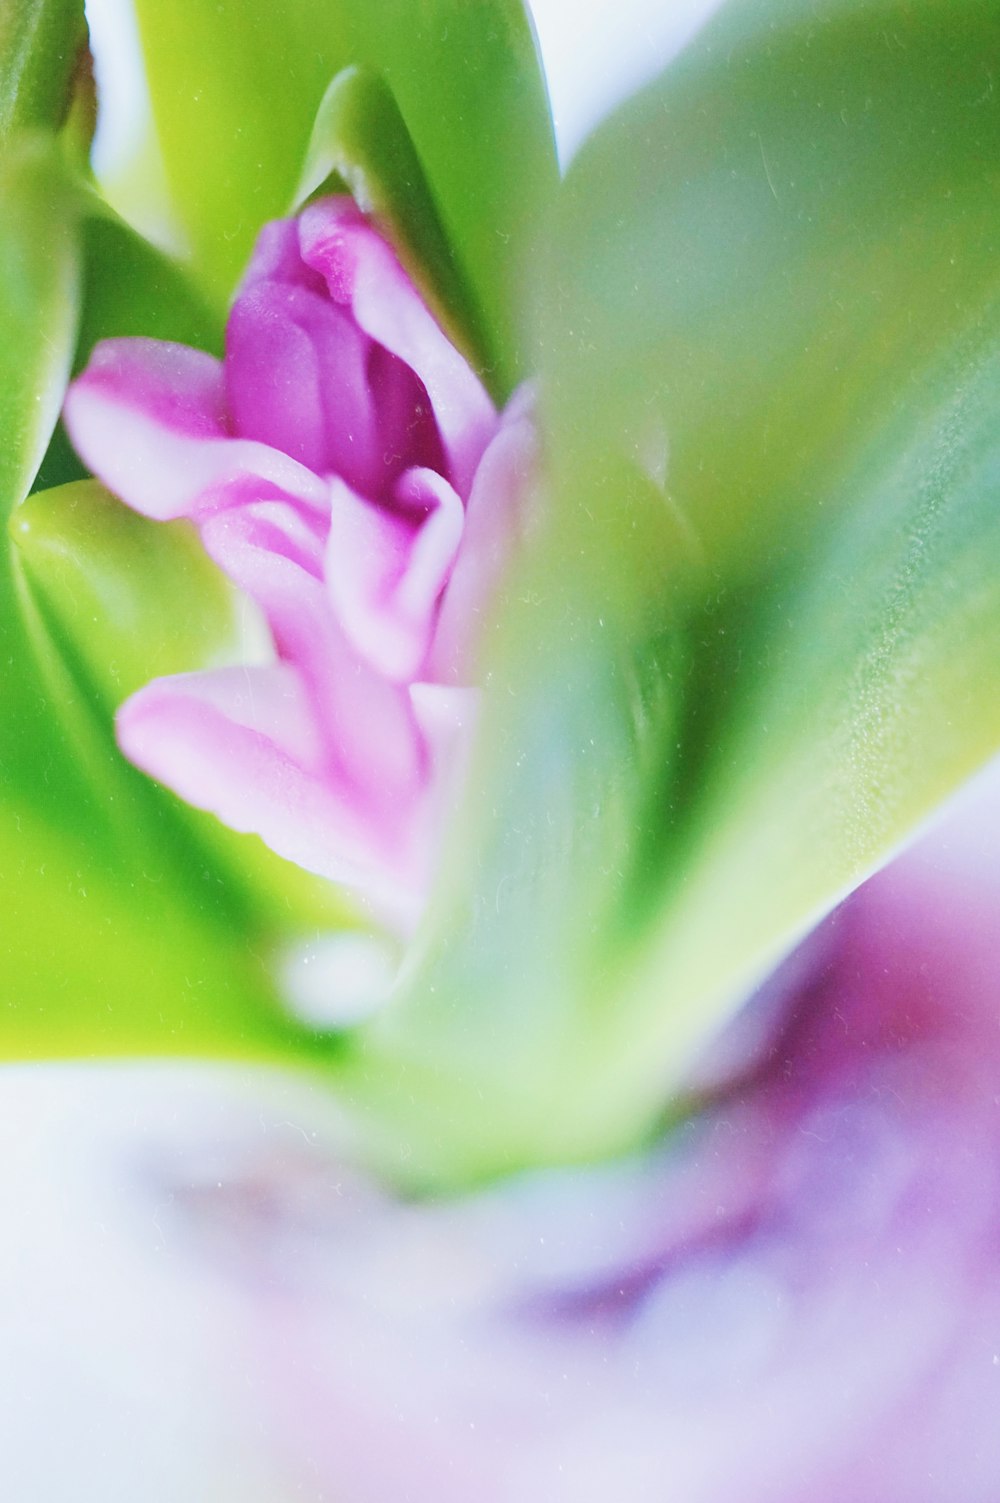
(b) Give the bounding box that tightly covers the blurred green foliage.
[1,0,999,1187]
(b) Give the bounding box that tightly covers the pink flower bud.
[65,198,537,932]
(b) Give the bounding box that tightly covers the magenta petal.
[325,467,464,683]
[61,203,530,939]
[226,281,380,493]
[239,216,327,296]
[117,667,423,923]
[366,341,447,488]
[66,338,328,521]
[297,199,497,495]
[225,284,329,473]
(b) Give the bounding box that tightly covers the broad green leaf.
[0,0,85,144]
[337,0,1000,1184]
[543,0,1000,590]
[293,65,488,372]
[131,0,556,388]
[0,137,85,831]
[11,478,352,934]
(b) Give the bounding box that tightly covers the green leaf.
[11,478,352,935]
[0,138,78,509]
[0,0,85,144]
[338,0,1000,1184]
[131,0,556,387]
[535,0,1000,1151]
[293,65,489,376]
[0,800,319,1064]
[75,198,224,362]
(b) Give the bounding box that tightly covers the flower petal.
[199,501,427,806]
[325,467,464,683]
[65,338,328,520]
[226,280,381,494]
[298,198,497,496]
[117,665,422,925]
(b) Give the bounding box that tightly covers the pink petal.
[225,284,329,474]
[298,198,497,496]
[226,281,381,494]
[325,467,464,683]
[430,385,539,682]
[65,338,328,521]
[117,666,423,926]
[239,216,327,296]
[199,502,427,807]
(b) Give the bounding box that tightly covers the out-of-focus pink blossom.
[152,770,1000,1501]
[65,198,536,930]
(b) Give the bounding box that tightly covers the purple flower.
[65,198,536,930]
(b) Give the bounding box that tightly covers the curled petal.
[298,198,497,496]
[200,502,427,807]
[118,666,423,928]
[325,467,464,683]
[65,338,328,521]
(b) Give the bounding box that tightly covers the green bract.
[1,0,999,1187]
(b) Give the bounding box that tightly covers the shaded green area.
[0,0,84,145]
